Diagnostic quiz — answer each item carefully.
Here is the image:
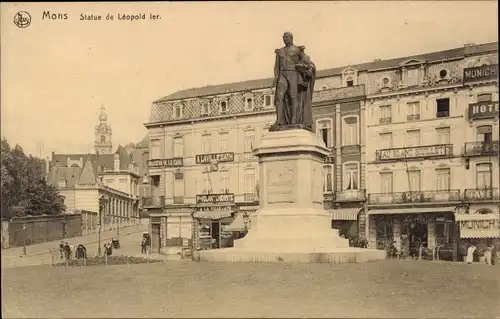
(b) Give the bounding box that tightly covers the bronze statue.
[270,32,316,132]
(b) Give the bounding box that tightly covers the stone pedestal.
[198,129,386,263]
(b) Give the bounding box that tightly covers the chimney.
[114,153,120,171]
[66,157,70,168]
[80,157,83,167]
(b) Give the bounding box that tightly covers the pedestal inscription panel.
[266,164,296,204]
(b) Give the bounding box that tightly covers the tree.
[0,138,65,218]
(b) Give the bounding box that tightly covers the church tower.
[94,104,113,154]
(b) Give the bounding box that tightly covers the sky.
[1,1,498,159]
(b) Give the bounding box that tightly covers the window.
[379,105,392,124]
[380,172,393,193]
[323,165,334,192]
[436,98,450,118]
[244,130,256,153]
[406,68,419,87]
[100,135,106,143]
[244,169,256,194]
[477,93,492,103]
[202,173,211,194]
[151,175,160,188]
[219,171,229,193]
[435,168,451,191]
[342,117,358,146]
[220,101,228,114]
[379,132,393,149]
[244,96,254,111]
[316,119,333,148]
[346,80,354,87]
[218,133,229,153]
[476,163,492,188]
[477,125,493,144]
[201,102,210,115]
[264,94,274,108]
[173,172,185,200]
[150,139,160,159]
[436,127,451,145]
[343,163,359,190]
[408,170,421,192]
[407,102,421,121]
[173,136,184,158]
[174,105,183,119]
[406,130,421,147]
[202,134,212,154]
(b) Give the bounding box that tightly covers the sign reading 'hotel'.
[195,152,234,164]
[377,145,452,161]
[463,64,498,83]
[196,193,235,204]
[468,101,499,120]
[148,158,183,168]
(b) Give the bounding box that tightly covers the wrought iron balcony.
[379,117,392,124]
[464,141,499,156]
[335,189,366,202]
[173,196,184,204]
[464,188,499,201]
[436,111,450,118]
[142,196,165,208]
[323,192,335,202]
[367,190,461,205]
[407,114,420,121]
[375,144,453,162]
[243,193,258,202]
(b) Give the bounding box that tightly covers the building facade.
[364,43,499,260]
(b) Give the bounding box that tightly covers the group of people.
[466,243,496,265]
[58,241,87,261]
[141,236,151,253]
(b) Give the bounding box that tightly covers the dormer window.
[264,94,274,108]
[346,79,354,87]
[244,94,254,111]
[220,101,228,114]
[342,67,358,87]
[173,104,183,119]
[406,68,419,87]
[201,102,210,116]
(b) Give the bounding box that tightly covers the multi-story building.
[364,42,498,260]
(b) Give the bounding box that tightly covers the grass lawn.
[2,260,499,318]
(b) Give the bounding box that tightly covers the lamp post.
[98,194,108,256]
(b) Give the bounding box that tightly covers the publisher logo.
[14,11,31,28]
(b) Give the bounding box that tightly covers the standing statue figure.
[270,32,316,132]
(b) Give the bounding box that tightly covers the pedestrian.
[59,241,64,260]
[141,238,146,253]
[69,243,74,259]
[63,242,71,260]
[466,244,476,264]
[484,244,493,266]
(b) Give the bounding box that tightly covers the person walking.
[484,244,493,265]
[466,244,476,264]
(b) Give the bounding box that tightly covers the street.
[2,259,498,318]
[1,224,148,268]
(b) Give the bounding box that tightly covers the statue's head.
[283,32,293,45]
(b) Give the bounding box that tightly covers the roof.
[154,42,498,103]
[50,153,114,172]
[136,134,149,148]
[77,158,97,185]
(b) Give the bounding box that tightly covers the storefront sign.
[377,144,451,161]
[460,219,499,230]
[468,102,499,120]
[195,152,234,164]
[196,193,234,204]
[465,188,497,200]
[147,158,183,168]
[197,206,232,212]
[463,64,498,83]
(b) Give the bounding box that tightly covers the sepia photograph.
[1,1,499,318]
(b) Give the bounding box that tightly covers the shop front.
[192,193,236,250]
[327,206,361,241]
[455,205,500,262]
[367,206,458,260]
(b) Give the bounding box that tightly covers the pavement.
[1,224,150,268]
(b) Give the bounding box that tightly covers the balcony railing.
[375,144,453,162]
[464,141,499,156]
[407,114,420,121]
[335,189,366,202]
[173,196,184,204]
[243,193,258,202]
[367,190,461,205]
[464,188,499,201]
[142,196,165,208]
[379,117,392,124]
[436,111,450,118]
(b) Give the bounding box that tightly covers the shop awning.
[457,213,499,238]
[328,208,361,221]
[368,206,456,215]
[224,212,252,232]
[193,210,233,220]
